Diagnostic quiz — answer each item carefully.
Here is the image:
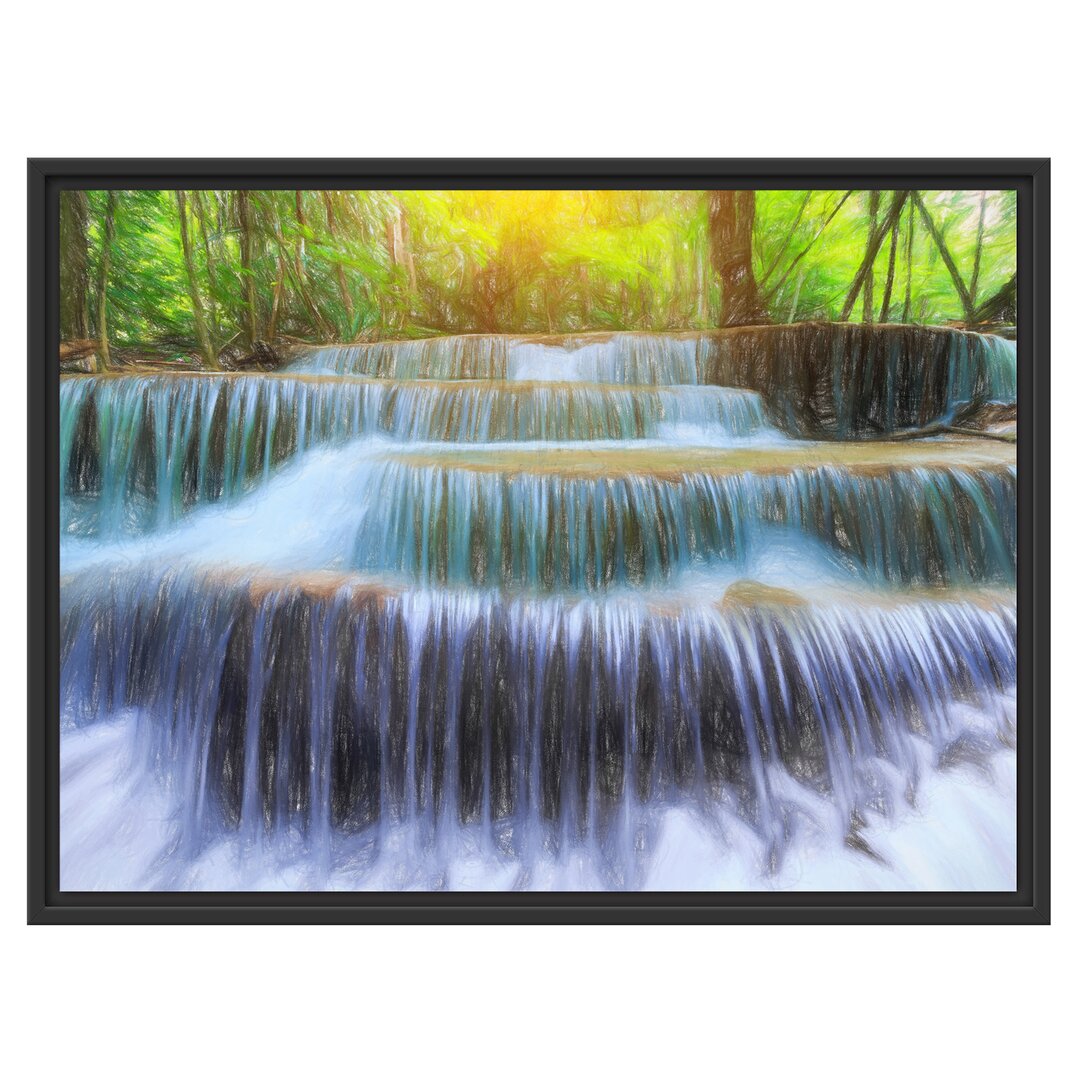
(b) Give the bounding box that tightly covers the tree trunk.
[237,190,259,347]
[973,273,1017,325]
[878,207,901,323]
[291,192,331,337]
[695,241,709,324]
[96,190,117,371]
[322,191,355,332]
[192,190,219,343]
[60,190,90,340]
[385,204,412,330]
[839,192,907,322]
[708,190,766,327]
[787,266,806,323]
[760,190,812,290]
[862,191,880,322]
[175,191,218,369]
[913,193,976,324]
[970,191,987,307]
[399,209,417,295]
[579,264,592,325]
[762,191,852,304]
[274,203,332,340]
[902,197,914,322]
[267,251,287,341]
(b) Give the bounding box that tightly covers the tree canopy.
[59,188,1017,364]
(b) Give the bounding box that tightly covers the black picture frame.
[28,158,1051,924]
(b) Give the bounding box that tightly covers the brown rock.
[720,579,808,610]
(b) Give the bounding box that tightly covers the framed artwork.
[28,159,1050,923]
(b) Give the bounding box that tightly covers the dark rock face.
[59,340,99,374]
[955,402,1017,439]
[700,323,1016,438]
[222,340,287,371]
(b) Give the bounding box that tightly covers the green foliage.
[63,187,1017,360]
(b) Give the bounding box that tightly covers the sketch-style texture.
[58,189,1018,890]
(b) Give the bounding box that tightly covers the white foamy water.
[60,696,1015,892]
[507,336,703,384]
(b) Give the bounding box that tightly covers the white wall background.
[2,4,1071,1076]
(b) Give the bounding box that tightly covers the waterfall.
[60,374,773,536]
[288,335,510,380]
[286,333,706,384]
[948,333,1017,406]
[61,374,387,534]
[348,456,1016,590]
[58,325,1018,890]
[287,327,1016,436]
[60,565,1016,867]
[507,334,705,384]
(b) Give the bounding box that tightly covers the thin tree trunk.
[862,191,880,322]
[385,204,409,330]
[192,190,219,343]
[237,190,259,347]
[708,190,766,327]
[292,192,331,337]
[96,191,117,371]
[322,191,355,332]
[878,208,901,323]
[902,197,914,322]
[761,190,812,289]
[60,191,90,340]
[762,191,852,304]
[267,252,287,341]
[973,273,1017,325]
[579,264,592,325]
[970,190,988,307]
[275,204,332,340]
[175,191,218,369]
[913,193,976,323]
[787,266,806,323]
[695,241,708,323]
[399,209,417,295]
[385,214,398,267]
[839,192,907,322]
[669,238,685,327]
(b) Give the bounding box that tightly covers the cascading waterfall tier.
[60,564,1016,858]
[287,335,510,380]
[351,445,1016,590]
[289,325,1016,437]
[60,373,770,535]
[288,332,707,385]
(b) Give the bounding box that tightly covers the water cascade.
[348,450,1015,590]
[61,374,769,536]
[292,325,1016,437]
[60,567,1015,868]
[58,324,1018,890]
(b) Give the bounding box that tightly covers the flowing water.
[58,327,1018,891]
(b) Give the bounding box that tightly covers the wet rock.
[226,341,289,371]
[954,401,1017,439]
[721,579,808,609]
[59,340,99,373]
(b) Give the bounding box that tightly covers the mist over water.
[59,329,1018,891]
